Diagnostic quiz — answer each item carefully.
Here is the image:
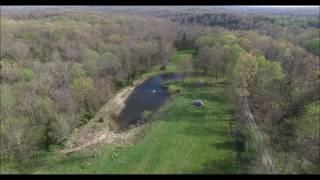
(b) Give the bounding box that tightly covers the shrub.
[237,127,264,173]
[160,65,167,71]
[142,110,153,121]
[166,84,181,94]
[75,110,94,128]
[116,80,132,89]
[18,67,36,82]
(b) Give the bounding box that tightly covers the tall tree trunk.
[215,71,218,84]
[183,72,186,82]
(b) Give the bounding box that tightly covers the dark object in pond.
[117,73,182,129]
[193,100,204,107]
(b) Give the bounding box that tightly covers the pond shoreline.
[60,70,179,154]
[117,72,182,129]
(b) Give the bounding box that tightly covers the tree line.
[162,12,320,56]
[187,26,319,173]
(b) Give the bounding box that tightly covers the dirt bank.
[60,73,161,154]
[60,86,137,154]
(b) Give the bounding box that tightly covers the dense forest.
[0,6,319,174]
[191,27,319,173]
[161,12,320,56]
[1,11,177,159]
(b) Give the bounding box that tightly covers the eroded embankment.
[60,73,164,154]
[60,86,138,154]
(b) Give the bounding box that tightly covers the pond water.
[117,73,182,129]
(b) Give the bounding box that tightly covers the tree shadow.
[191,139,237,174]
[210,141,236,151]
[183,125,229,137]
[39,153,96,171]
[183,91,226,104]
[15,151,94,173]
[194,157,237,174]
[160,108,207,122]
[179,81,216,89]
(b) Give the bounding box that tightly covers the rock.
[192,100,204,107]
[197,80,205,87]
[197,80,204,84]
[98,118,104,122]
[129,124,136,129]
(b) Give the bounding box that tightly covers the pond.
[117,73,182,129]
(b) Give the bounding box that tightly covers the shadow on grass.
[210,141,235,151]
[179,81,216,89]
[183,125,229,137]
[192,139,237,174]
[184,92,227,108]
[195,157,237,174]
[24,152,94,172]
[160,108,206,122]
[57,153,93,166]
[41,154,97,173]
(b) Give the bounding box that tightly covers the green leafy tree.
[71,63,86,79]
[83,49,99,77]
[178,54,193,82]
[18,67,36,82]
[220,33,238,46]
[195,35,217,48]
[253,55,285,96]
[299,101,320,140]
[97,52,121,77]
[0,84,16,119]
[70,76,96,107]
[304,38,320,55]
[0,117,33,159]
[232,51,257,96]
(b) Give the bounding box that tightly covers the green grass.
[132,49,196,86]
[164,83,182,94]
[2,49,237,174]
[166,49,196,72]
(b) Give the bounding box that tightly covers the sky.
[248,6,319,8]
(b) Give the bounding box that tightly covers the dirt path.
[242,96,276,174]
[60,126,142,154]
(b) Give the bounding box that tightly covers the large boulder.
[192,100,204,107]
[197,80,205,87]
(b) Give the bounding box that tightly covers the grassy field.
[138,49,197,80]
[3,49,237,174]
